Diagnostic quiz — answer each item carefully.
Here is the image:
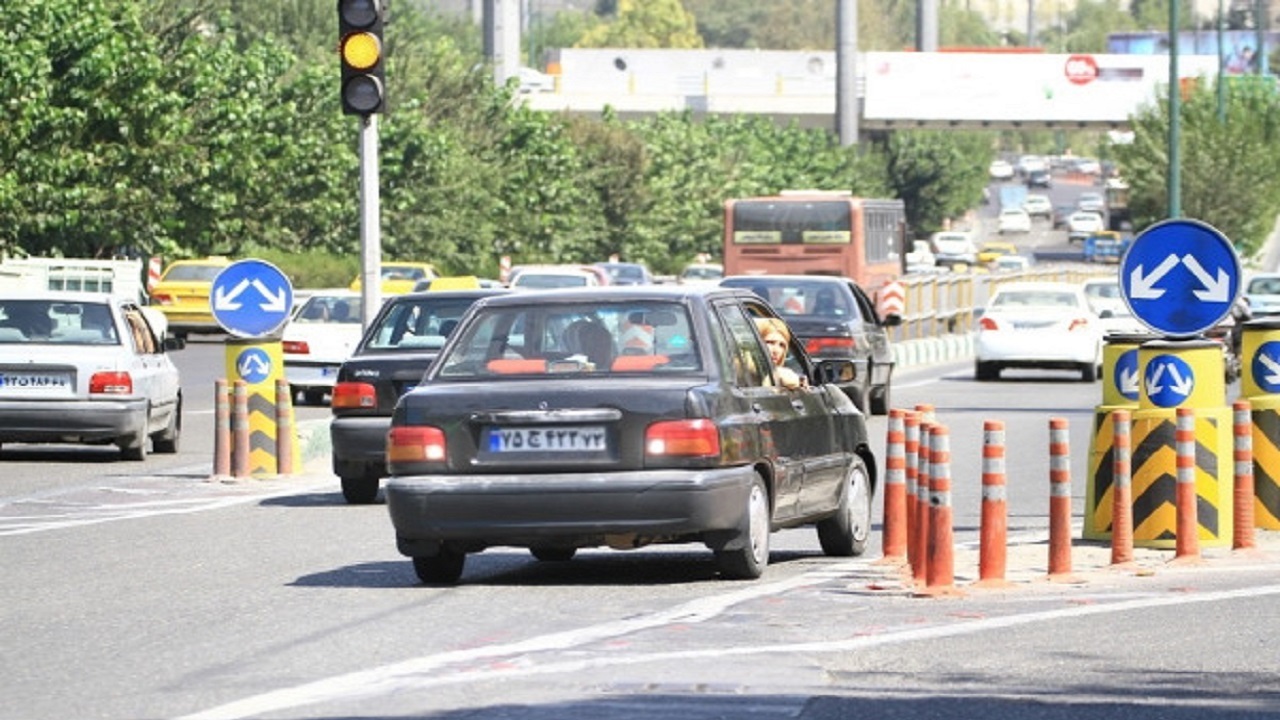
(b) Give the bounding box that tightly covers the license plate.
[487,426,607,452]
[0,371,72,392]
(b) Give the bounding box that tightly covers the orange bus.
[722,192,906,288]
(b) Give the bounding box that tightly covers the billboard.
[1109,31,1280,74]
[862,52,1222,126]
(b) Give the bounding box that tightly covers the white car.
[974,281,1104,382]
[509,266,604,289]
[0,292,182,459]
[1067,211,1106,242]
[988,159,1015,180]
[997,208,1033,234]
[1244,272,1280,316]
[931,231,979,267]
[282,291,364,405]
[1082,276,1146,335]
[905,240,937,272]
[1022,193,1053,218]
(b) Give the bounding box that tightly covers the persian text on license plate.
[488,426,607,452]
[0,372,72,391]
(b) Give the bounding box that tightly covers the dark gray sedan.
[384,286,878,585]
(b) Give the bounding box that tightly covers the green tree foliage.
[578,0,703,49]
[1036,0,1138,53]
[878,131,993,237]
[1112,78,1280,260]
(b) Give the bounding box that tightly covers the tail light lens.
[282,340,309,354]
[645,419,720,458]
[331,382,376,409]
[387,426,446,463]
[1067,318,1091,331]
[90,371,132,395]
[151,294,174,306]
[978,316,1000,331]
[804,337,855,354]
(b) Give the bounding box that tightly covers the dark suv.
[719,275,899,415]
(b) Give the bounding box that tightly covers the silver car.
[0,293,182,460]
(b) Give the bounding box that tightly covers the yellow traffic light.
[337,0,386,115]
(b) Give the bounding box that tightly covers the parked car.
[148,256,233,339]
[997,208,1033,234]
[329,289,507,503]
[720,274,900,415]
[350,262,439,296]
[384,285,878,584]
[1022,193,1053,219]
[1067,211,1106,243]
[281,290,364,406]
[0,293,183,459]
[594,261,654,286]
[974,281,1104,382]
[931,231,979,267]
[1244,272,1280,317]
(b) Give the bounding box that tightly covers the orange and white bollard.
[1233,399,1257,552]
[1174,408,1201,562]
[977,420,1008,586]
[213,379,230,478]
[881,409,908,562]
[231,380,250,479]
[912,421,933,586]
[1110,410,1135,566]
[903,411,921,571]
[275,378,295,476]
[923,424,960,596]
[1048,417,1074,578]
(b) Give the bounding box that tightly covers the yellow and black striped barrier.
[223,338,300,475]
[1086,332,1151,540]
[1241,318,1280,530]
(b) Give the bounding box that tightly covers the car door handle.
[791,400,806,411]
[751,402,764,413]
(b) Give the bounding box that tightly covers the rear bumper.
[386,466,758,553]
[330,414,391,477]
[284,361,342,390]
[0,399,147,443]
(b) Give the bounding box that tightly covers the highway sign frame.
[210,259,295,338]
[1120,218,1240,338]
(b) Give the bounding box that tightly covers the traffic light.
[338,0,386,115]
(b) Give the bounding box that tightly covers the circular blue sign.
[1113,347,1140,401]
[236,347,272,385]
[210,259,295,338]
[1120,218,1240,338]
[1143,353,1195,408]
[1251,340,1280,394]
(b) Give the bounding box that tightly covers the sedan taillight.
[331,382,376,409]
[1068,318,1091,331]
[282,340,309,354]
[90,371,132,395]
[387,426,446,463]
[978,316,1000,331]
[645,419,720,458]
[151,293,174,306]
[804,337,855,354]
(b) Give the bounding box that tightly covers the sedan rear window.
[0,300,120,344]
[437,302,701,378]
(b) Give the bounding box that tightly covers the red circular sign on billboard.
[1065,55,1099,85]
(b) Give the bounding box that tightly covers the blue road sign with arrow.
[1120,218,1240,338]
[1252,340,1280,394]
[236,347,272,384]
[1144,353,1195,407]
[210,259,294,338]
[1114,347,1140,402]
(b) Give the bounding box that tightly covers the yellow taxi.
[148,257,233,339]
[349,262,438,295]
[977,241,1018,265]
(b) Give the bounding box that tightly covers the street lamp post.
[1169,0,1181,219]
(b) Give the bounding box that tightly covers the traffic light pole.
[359,114,382,328]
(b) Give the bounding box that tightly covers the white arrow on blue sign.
[1144,353,1195,408]
[1120,218,1240,337]
[1252,340,1280,394]
[210,259,294,338]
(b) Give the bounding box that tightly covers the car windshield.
[721,279,852,317]
[436,301,701,378]
[0,299,120,344]
[294,295,362,324]
[1248,277,1280,295]
[383,265,429,280]
[683,266,722,280]
[364,296,489,351]
[513,273,589,289]
[163,264,224,282]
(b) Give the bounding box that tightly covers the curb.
[893,333,974,370]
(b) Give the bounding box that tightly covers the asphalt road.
[4,349,1279,720]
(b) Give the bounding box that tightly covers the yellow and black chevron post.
[1240,318,1280,529]
[224,338,300,476]
[1123,339,1234,549]
[1086,332,1152,540]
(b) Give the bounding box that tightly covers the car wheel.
[530,547,577,562]
[413,548,466,585]
[1080,363,1097,382]
[714,473,770,580]
[817,454,872,556]
[341,470,380,504]
[870,382,891,416]
[975,361,999,381]
[119,426,148,461]
[151,398,181,454]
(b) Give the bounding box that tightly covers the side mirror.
[881,313,903,328]
[163,336,186,351]
[814,358,857,385]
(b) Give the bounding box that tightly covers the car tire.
[119,426,148,461]
[975,361,999,381]
[714,473,770,580]
[152,398,181,454]
[530,547,577,562]
[817,454,872,557]
[413,548,466,585]
[341,470,380,505]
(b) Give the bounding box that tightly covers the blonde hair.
[754,317,791,344]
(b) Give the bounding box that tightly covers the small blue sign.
[1120,219,1240,338]
[1251,340,1280,394]
[1144,353,1195,408]
[236,347,272,385]
[1114,348,1141,401]
[210,259,294,338]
